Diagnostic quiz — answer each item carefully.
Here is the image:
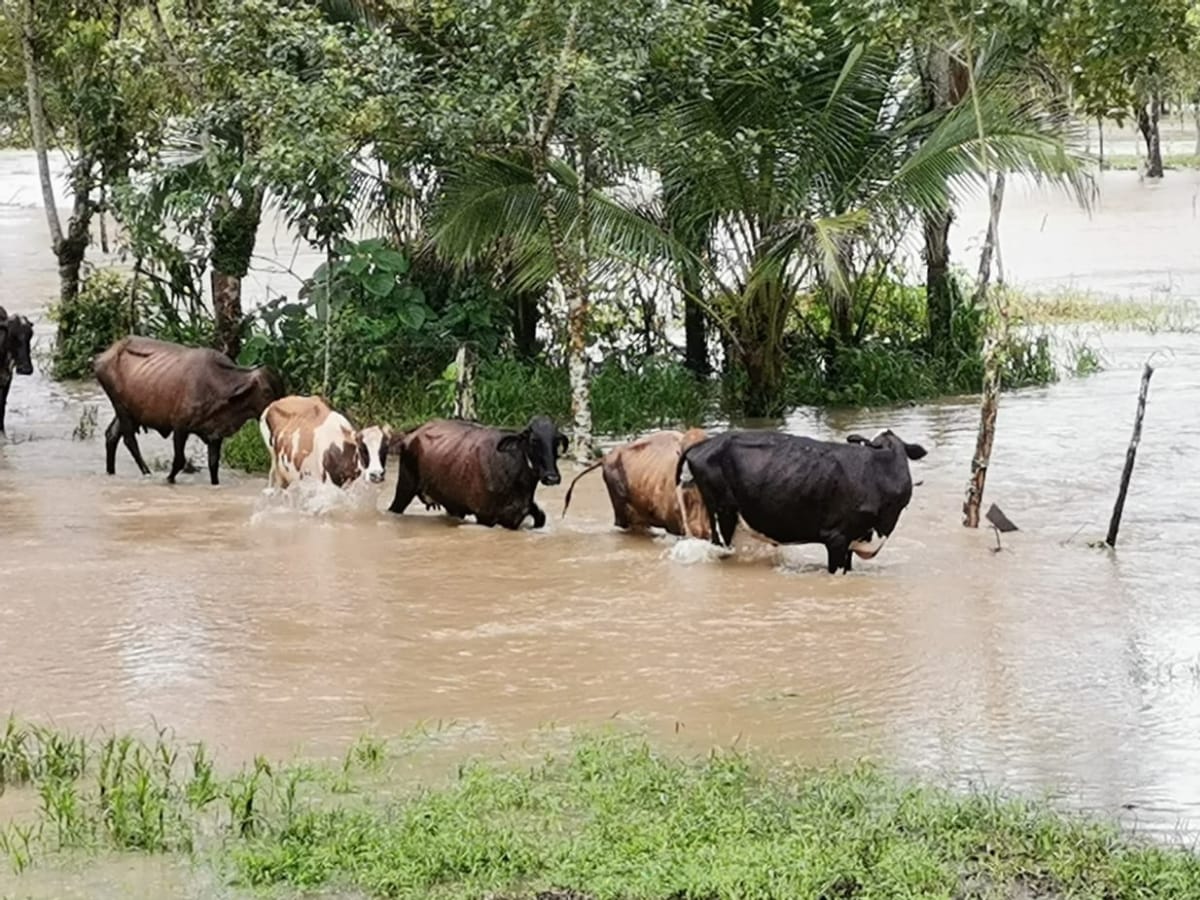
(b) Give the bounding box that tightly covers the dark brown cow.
[94,336,283,485]
[562,428,711,539]
[388,416,566,529]
[0,307,34,434]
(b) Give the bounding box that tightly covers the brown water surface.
[3,154,1200,878]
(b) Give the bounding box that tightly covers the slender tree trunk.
[528,4,591,458]
[1137,94,1164,178]
[1192,101,1200,156]
[16,0,91,308]
[17,0,62,250]
[1097,116,1105,168]
[962,174,1006,528]
[566,144,593,461]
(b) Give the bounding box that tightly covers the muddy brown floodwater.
[4,150,1200,859]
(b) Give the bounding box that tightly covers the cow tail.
[561,459,604,518]
[675,445,695,487]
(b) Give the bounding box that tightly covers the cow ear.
[497,429,529,453]
[387,430,406,454]
[555,433,568,455]
[228,382,254,403]
[904,442,928,461]
[846,434,868,445]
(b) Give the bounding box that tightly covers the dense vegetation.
[4,0,1198,454]
[2,718,1199,897]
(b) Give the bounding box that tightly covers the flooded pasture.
[3,147,1200,893]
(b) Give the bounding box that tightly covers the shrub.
[49,270,141,380]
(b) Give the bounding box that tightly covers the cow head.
[230,365,285,418]
[0,313,34,376]
[355,425,392,484]
[847,430,927,460]
[498,415,566,486]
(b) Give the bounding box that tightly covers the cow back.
[96,336,277,437]
[405,419,533,517]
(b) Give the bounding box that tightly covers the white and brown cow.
[259,395,392,489]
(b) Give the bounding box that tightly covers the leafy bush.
[223,421,272,474]
[49,270,141,380]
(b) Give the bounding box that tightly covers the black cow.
[388,416,567,529]
[676,429,927,573]
[0,307,34,434]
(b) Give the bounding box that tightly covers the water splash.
[249,478,384,524]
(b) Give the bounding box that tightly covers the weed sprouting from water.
[72,404,98,441]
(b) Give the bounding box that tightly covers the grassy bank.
[1104,153,1200,171]
[2,719,1199,898]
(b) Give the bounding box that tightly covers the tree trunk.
[683,292,710,378]
[16,0,88,308]
[732,279,785,418]
[923,207,955,352]
[211,270,244,361]
[511,288,541,360]
[919,45,967,356]
[1097,116,1105,168]
[1137,94,1164,178]
[962,174,1007,528]
[1192,102,1200,156]
[209,188,264,361]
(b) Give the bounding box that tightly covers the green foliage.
[1044,0,1193,121]
[223,421,272,474]
[48,270,140,380]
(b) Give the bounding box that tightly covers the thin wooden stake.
[1106,362,1155,548]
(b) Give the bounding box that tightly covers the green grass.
[1104,153,1200,171]
[1007,287,1199,332]
[2,717,1200,898]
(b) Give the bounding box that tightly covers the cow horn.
[849,535,889,560]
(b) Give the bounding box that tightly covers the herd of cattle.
[2,324,928,574]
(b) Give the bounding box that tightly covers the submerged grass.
[1009,287,1200,332]
[2,717,1200,898]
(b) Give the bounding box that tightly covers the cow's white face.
[357,425,389,483]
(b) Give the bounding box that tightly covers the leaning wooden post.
[1105,362,1155,548]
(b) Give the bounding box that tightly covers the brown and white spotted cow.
[259,395,392,489]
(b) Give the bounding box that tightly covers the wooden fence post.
[1106,362,1155,548]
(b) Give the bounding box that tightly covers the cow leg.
[168,431,190,484]
[387,452,420,514]
[602,468,631,529]
[120,419,152,476]
[104,416,121,474]
[825,537,850,575]
[205,439,222,486]
[0,372,10,433]
[528,502,546,529]
[715,508,739,548]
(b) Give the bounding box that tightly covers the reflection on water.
[4,152,1200,885]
